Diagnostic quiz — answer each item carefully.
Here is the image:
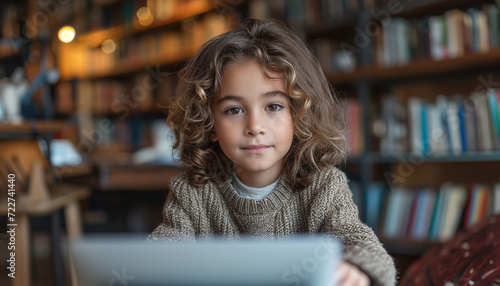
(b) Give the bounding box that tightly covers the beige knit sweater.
[148,167,396,285]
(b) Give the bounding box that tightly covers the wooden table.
[0,184,90,286]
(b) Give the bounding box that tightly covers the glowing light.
[101,39,116,54]
[58,26,75,43]
[137,7,153,26]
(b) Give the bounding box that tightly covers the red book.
[406,192,419,237]
[463,183,476,228]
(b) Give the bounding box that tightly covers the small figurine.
[0,67,28,124]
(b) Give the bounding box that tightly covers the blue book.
[411,190,429,239]
[468,8,479,53]
[421,103,429,155]
[429,187,445,240]
[487,89,500,149]
[457,99,467,152]
[365,183,386,233]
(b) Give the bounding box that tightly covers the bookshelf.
[249,0,500,256]
[0,120,72,137]
[325,48,500,84]
[52,0,238,153]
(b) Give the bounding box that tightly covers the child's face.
[211,60,294,187]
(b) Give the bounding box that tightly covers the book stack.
[379,182,500,242]
[312,3,500,71]
[378,89,500,156]
[249,0,371,24]
[376,4,500,67]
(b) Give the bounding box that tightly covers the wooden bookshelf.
[78,1,214,48]
[327,49,500,84]
[84,46,195,79]
[294,0,500,260]
[306,18,358,39]
[368,152,500,163]
[0,120,72,137]
[395,0,497,17]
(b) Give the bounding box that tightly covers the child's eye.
[225,107,243,115]
[266,104,282,112]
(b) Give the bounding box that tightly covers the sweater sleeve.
[320,171,397,286]
[147,187,197,242]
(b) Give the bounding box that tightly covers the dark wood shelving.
[395,0,497,18]
[305,17,358,39]
[0,120,73,137]
[368,151,500,163]
[83,47,194,79]
[78,1,213,48]
[327,49,500,84]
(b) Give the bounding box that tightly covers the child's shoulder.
[314,166,348,186]
[168,172,220,195]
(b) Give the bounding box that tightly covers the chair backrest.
[0,139,48,197]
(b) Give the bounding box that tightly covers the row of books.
[49,0,209,33]
[76,13,230,75]
[76,114,159,150]
[65,73,177,116]
[378,4,500,67]
[355,182,500,242]
[314,3,500,72]
[249,0,393,25]
[378,89,500,155]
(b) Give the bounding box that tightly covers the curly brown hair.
[167,18,347,190]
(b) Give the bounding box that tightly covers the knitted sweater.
[148,167,396,285]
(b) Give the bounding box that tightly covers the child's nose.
[245,111,265,136]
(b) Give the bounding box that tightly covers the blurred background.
[1,0,500,285]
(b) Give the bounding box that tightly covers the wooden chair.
[0,139,90,286]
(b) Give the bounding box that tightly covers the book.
[473,92,491,151]
[429,15,446,60]
[446,99,462,155]
[397,189,415,238]
[408,97,423,154]
[487,89,500,149]
[436,95,451,154]
[439,184,467,241]
[421,102,429,155]
[466,184,490,227]
[365,182,386,233]
[494,183,500,215]
[383,188,406,238]
[380,94,406,154]
[429,186,446,240]
[487,4,500,49]
[395,18,411,65]
[445,9,466,58]
[410,189,437,240]
[464,94,479,152]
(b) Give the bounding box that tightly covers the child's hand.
[336,261,370,286]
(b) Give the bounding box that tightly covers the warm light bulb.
[58,26,75,43]
[137,7,153,26]
[101,39,116,54]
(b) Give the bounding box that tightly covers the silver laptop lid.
[70,234,341,286]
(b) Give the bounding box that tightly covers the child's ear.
[210,131,218,142]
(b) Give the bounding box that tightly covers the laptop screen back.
[70,234,341,286]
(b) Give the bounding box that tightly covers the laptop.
[70,234,341,286]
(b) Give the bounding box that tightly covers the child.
[148,18,396,286]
